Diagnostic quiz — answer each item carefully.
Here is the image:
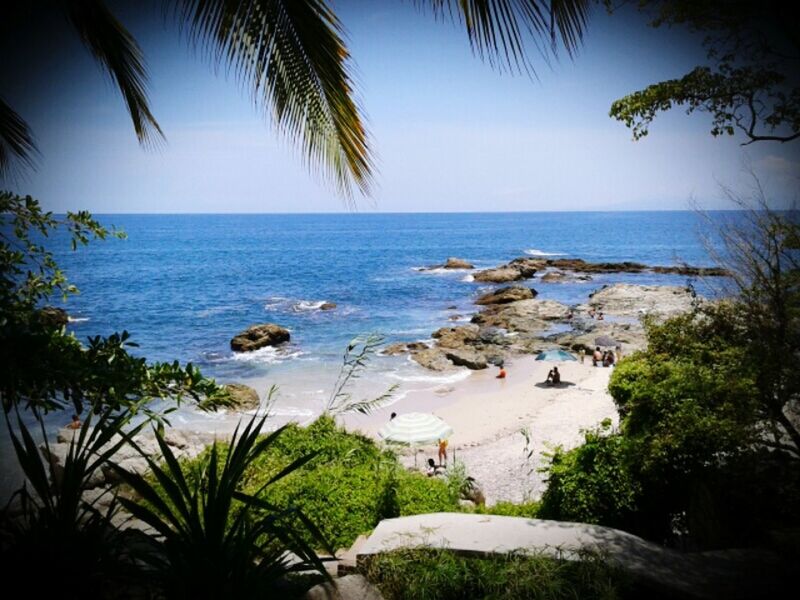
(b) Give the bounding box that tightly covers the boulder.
[584,283,696,318]
[473,299,571,333]
[473,266,528,283]
[652,265,730,276]
[319,302,337,310]
[383,342,428,355]
[431,324,479,349]
[475,285,536,305]
[230,323,290,352]
[406,341,429,352]
[223,383,260,411]
[541,271,566,282]
[443,257,474,269]
[412,348,453,371]
[507,257,543,278]
[38,306,68,328]
[444,347,487,370]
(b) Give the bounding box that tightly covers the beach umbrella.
[594,335,618,347]
[535,349,577,361]
[378,412,453,467]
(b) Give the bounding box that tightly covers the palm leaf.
[414,0,591,74]
[62,0,164,146]
[174,0,373,198]
[0,97,37,180]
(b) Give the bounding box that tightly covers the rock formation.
[230,323,290,352]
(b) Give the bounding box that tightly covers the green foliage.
[180,415,460,550]
[0,404,143,595]
[538,423,640,530]
[114,414,332,599]
[609,0,799,145]
[471,501,541,519]
[0,192,232,418]
[362,547,626,600]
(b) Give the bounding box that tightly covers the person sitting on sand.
[496,366,506,379]
[592,347,603,367]
[545,367,561,385]
[426,458,445,477]
[66,414,81,430]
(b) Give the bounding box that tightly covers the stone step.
[338,534,369,577]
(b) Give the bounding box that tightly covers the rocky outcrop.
[473,266,527,283]
[432,324,479,348]
[38,306,69,328]
[223,383,260,411]
[652,265,730,276]
[443,257,474,269]
[444,348,488,370]
[472,299,572,333]
[411,348,454,371]
[475,285,536,305]
[554,322,647,354]
[545,258,647,273]
[540,270,592,283]
[382,341,429,355]
[583,283,696,319]
[230,323,290,352]
[320,302,337,310]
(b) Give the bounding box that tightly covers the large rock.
[412,348,454,371]
[38,306,69,328]
[444,347,488,370]
[473,299,572,333]
[443,257,474,269]
[555,322,647,354]
[507,257,543,278]
[584,283,696,318]
[223,383,260,411]
[475,285,536,305]
[230,323,290,352]
[431,324,479,349]
[473,266,528,283]
[382,341,429,355]
[320,302,337,310]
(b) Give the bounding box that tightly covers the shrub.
[362,547,626,600]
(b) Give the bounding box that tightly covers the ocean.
[2,211,726,496]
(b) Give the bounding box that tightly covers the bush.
[537,422,640,530]
[472,501,541,519]
[181,415,461,551]
[362,547,627,600]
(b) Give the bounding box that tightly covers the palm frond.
[0,97,37,181]
[62,0,164,146]
[175,0,373,199]
[414,0,591,74]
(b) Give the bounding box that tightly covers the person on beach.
[496,365,507,379]
[545,367,561,385]
[438,438,448,465]
[615,345,623,362]
[579,348,585,364]
[603,351,615,367]
[66,414,81,430]
[426,458,445,477]
[597,312,605,321]
[390,412,397,421]
[592,347,603,366]
[588,308,596,319]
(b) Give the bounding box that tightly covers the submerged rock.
[443,257,474,269]
[475,285,536,305]
[223,383,260,410]
[319,302,337,310]
[230,323,290,352]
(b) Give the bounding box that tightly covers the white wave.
[230,346,305,364]
[525,249,564,257]
[461,274,474,282]
[291,300,326,312]
[387,369,472,385]
[263,296,289,310]
[68,317,90,323]
[413,267,458,275]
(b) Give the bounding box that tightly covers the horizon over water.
[1,210,731,497]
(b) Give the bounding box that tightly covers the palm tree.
[0,0,590,197]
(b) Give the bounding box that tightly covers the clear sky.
[2,1,798,213]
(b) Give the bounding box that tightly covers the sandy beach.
[344,356,619,505]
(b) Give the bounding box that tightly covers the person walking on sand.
[592,346,603,367]
[438,438,448,465]
[579,348,585,364]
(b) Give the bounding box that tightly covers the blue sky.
[3,1,798,213]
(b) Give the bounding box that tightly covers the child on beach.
[438,438,448,465]
[496,366,507,379]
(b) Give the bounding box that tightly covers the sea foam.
[525,249,564,257]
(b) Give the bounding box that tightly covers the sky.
[2,1,798,213]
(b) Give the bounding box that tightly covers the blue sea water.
[2,211,728,496]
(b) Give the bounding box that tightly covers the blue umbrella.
[535,349,577,361]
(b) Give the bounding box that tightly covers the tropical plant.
[1,1,591,194]
[0,192,232,419]
[112,414,334,598]
[325,333,397,417]
[609,0,800,145]
[0,404,145,596]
